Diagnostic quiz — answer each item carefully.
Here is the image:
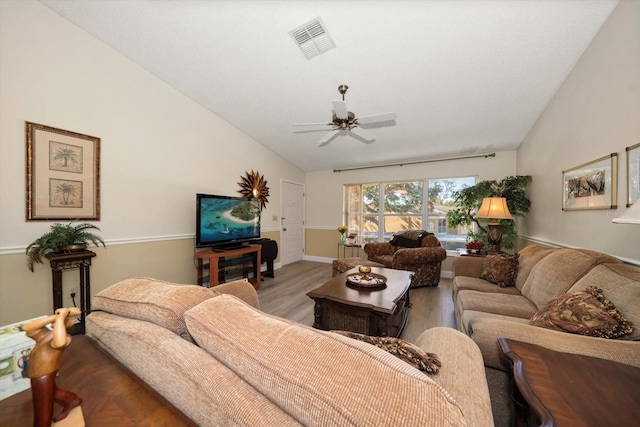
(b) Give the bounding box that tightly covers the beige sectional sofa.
[452,244,640,426]
[87,277,495,426]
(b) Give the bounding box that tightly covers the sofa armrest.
[213,279,260,309]
[393,247,447,265]
[415,327,494,427]
[469,318,640,372]
[363,242,397,257]
[453,256,485,278]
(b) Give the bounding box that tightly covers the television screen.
[196,194,261,248]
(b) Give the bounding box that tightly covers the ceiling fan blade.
[349,127,376,143]
[332,100,348,119]
[356,112,397,124]
[318,130,339,147]
[293,123,331,133]
[293,122,331,127]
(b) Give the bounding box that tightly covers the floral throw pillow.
[529,286,634,339]
[480,253,519,287]
[332,330,441,374]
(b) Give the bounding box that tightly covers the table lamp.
[476,197,513,253]
[612,200,640,224]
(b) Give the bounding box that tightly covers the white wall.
[517,0,640,265]
[306,151,517,229]
[0,0,304,324]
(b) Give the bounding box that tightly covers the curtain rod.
[333,152,496,172]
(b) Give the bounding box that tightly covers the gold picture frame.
[625,143,640,207]
[26,122,100,220]
[562,153,617,211]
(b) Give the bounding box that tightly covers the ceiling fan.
[293,84,397,147]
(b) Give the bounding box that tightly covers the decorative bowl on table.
[346,271,387,289]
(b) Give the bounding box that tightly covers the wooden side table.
[499,338,640,427]
[46,250,96,335]
[337,242,361,259]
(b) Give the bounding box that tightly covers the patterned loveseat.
[363,230,447,288]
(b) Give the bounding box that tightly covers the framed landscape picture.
[562,153,617,211]
[26,122,101,220]
[626,143,640,207]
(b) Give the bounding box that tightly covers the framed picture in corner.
[626,143,640,207]
[26,122,101,220]
[562,153,617,211]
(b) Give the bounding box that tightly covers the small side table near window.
[498,338,640,427]
[337,242,361,259]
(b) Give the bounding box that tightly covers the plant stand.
[46,250,96,335]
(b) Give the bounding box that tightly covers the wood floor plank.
[257,261,456,342]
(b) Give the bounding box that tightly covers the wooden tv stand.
[195,244,261,289]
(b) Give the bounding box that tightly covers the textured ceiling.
[40,0,618,172]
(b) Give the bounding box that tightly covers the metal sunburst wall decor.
[238,170,270,210]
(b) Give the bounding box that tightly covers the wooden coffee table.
[307,267,412,337]
[499,338,640,427]
[0,335,196,427]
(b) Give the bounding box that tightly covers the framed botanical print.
[26,122,100,220]
[562,153,617,211]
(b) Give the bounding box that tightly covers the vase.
[339,232,347,244]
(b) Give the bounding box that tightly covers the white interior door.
[281,181,304,265]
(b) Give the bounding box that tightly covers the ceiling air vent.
[289,17,335,60]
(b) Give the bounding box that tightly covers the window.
[345,177,475,250]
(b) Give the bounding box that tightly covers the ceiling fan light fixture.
[293,84,397,146]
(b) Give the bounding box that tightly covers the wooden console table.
[195,245,261,289]
[46,250,96,335]
[0,335,196,426]
[499,338,640,427]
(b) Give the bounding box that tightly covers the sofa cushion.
[454,276,522,298]
[529,286,634,339]
[480,253,519,287]
[462,310,530,335]
[185,295,466,426]
[457,290,539,320]
[520,248,620,309]
[414,327,495,427]
[93,277,218,340]
[86,312,299,426]
[331,330,441,374]
[514,244,556,290]
[373,254,394,267]
[567,263,640,340]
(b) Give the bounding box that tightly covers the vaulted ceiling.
[40,0,618,172]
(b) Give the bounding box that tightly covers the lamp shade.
[612,201,640,224]
[476,197,513,220]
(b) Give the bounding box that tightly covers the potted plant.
[26,222,106,271]
[446,175,532,251]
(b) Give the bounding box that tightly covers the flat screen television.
[196,193,261,249]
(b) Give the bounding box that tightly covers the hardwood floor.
[256,260,456,342]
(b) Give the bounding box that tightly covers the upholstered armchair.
[363,232,446,288]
